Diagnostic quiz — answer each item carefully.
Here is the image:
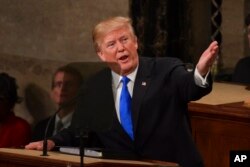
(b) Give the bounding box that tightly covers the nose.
[59,83,68,92]
[117,41,125,51]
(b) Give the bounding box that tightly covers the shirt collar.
[55,111,74,126]
[112,65,138,89]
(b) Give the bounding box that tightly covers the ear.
[97,51,106,62]
[134,36,138,50]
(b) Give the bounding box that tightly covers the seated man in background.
[0,72,31,147]
[26,16,218,167]
[232,13,250,84]
[31,66,83,141]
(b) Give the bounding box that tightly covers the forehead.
[54,72,78,82]
[102,27,131,42]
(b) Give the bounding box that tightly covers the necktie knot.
[121,76,130,86]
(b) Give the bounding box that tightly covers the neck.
[57,105,74,119]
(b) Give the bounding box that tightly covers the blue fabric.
[119,76,134,140]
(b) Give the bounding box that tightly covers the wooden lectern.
[189,82,250,167]
[0,148,179,167]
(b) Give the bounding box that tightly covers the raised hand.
[196,41,219,76]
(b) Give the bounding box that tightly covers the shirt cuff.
[194,67,210,88]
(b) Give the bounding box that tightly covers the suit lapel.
[132,57,154,134]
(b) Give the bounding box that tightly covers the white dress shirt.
[53,112,73,135]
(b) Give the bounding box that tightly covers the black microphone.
[41,95,78,156]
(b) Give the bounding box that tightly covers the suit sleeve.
[49,126,79,147]
[167,58,213,103]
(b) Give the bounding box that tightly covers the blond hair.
[92,16,136,51]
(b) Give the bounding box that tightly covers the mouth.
[118,55,129,62]
[59,95,68,99]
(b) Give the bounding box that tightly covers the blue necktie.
[120,76,134,140]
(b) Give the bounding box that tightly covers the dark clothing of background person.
[232,13,250,84]
[31,116,55,141]
[232,52,250,84]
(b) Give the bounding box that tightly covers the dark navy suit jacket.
[51,57,212,167]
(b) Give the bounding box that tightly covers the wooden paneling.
[189,102,250,167]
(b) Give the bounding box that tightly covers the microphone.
[41,95,78,156]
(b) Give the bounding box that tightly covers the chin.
[121,67,134,75]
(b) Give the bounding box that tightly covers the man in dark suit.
[31,65,83,141]
[26,16,219,167]
[232,13,250,84]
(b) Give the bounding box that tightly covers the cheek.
[102,51,117,61]
[51,90,60,100]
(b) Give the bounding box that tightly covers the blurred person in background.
[0,72,31,147]
[31,65,83,141]
[232,13,250,84]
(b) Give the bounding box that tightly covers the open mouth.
[119,55,129,61]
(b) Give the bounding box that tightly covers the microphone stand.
[41,106,62,156]
[80,131,84,167]
[76,127,89,167]
[41,95,78,156]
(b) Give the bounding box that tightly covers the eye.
[106,42,115,48]
[54,81,63,88]
[121,37,128,43]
